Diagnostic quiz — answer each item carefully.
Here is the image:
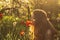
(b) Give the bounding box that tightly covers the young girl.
[31,9,57,40]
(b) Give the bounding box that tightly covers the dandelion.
[13,21,17,27]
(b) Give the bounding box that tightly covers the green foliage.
[0,15,30,40]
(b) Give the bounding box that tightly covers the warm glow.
[21,0,29,3]
[25,0,29,3]
[29,24,34,40]
[0,1,2,4]
[58,0,60,5]
[5,0,10,3]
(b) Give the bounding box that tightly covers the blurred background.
[0,0,60,40]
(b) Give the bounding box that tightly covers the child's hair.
[32,9,57,40]
[33,9,47,18]
[32,9,48,25]
[33,9,47,16]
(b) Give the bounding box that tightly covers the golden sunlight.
[29,24,34,40]
[58,0,60,5]
[21,0,29,3]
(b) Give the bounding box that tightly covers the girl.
[31,9,57,40]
